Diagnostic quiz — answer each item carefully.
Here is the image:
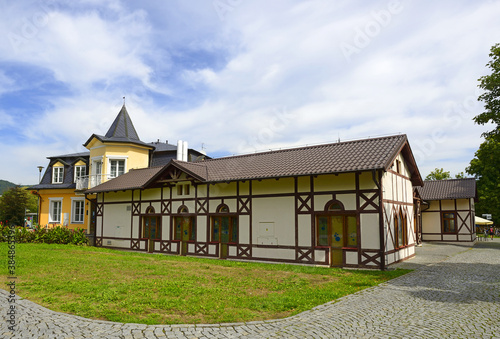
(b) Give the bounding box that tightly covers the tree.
[454,172,466,179]
[475,43,500,139]
[425,168,451,180]
[467,43,500,226]
[0,186,38,226]
[466,136,500,225]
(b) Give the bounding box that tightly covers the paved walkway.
[2,240,500,338]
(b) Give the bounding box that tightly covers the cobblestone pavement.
[2,240,500,338]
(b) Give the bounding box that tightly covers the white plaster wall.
[382,174,393,201]
[427,200,440,211]
[298,215,312,247]
[209,182,237,198]
[239,181,250,195]
[252,247,295,260]
[197,216,207,242]
[422,212,441,235]
[337,193,356,211]
[360,214,380,249]
[141,188,162,201]
[252,197,295,246]
[345,251,358,265]
[96,216,103,236]
[358,171,377,190]
[104,239,129,248]
[105,191,132,202]
[252,178,294,195]
[314,173,356,192]
[314,195,330,212]
[315,250,327,264]
[131,215,140,238]
[197,184,208,198]
[297,176,310,193]
[441,200,455,210]
[162,216,170,240]
[102,204,131,237]
[239,215,250,244]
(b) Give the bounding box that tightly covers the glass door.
[317,215,358,267]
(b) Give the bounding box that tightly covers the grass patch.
[0,243,409,325]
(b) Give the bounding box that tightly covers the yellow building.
[32,105,206,233]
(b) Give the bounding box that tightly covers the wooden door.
[143,216,159,253]
[174,216,193,255]
[317,215,358,267]
[330,216,344,266]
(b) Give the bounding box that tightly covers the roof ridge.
[203,134,406,163]
[424,177,475,182]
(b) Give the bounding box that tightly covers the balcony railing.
[76,174,110,190]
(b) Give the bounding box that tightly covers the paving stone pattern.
[2,240,500,338]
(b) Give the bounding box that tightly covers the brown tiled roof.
[417,178,477,200]
[175,134,421,183]
[85,167,164,194]
[87,134,423,193]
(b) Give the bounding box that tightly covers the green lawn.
[1,243,409,325]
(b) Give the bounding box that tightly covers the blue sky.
[0,0,498,184]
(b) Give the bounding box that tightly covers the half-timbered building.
[86,134,423,269]
[416,178,477,242]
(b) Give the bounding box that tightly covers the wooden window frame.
[394,209,408,248]
[441,212,457,234]
[315,213,358,248]
[173,216,196,241]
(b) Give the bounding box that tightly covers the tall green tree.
[0,187,37,226]
[475,43,500,139]
[467,43,500,225]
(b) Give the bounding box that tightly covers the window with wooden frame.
[316,215,357,248]
[442,212,456,233]
[173,216,196,241]
[211,204,238,243]
[396,159,401,174]
[177,184,190,196]
[394,209,408,248]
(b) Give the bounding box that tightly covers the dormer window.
[52,167,64,184]
[74,165,86,183]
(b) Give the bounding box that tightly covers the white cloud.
[0,0,499,184]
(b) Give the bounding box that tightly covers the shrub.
[0,223,88,245]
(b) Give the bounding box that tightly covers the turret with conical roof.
[82,105,155,188]
[104,105,141,141]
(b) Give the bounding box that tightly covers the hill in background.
[0,180,17,195]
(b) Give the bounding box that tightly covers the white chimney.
[177,140,183,161]
[182,141,188,162]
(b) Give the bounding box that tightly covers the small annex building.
[86,133,424,269]
[416,178,477,242]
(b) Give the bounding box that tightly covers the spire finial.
[123,96,126,105]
